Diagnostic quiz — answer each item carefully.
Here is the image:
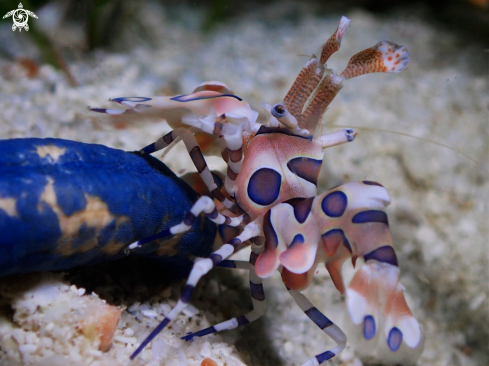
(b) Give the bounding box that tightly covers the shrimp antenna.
[327,124,488,175]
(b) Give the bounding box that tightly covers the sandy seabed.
[0,2,488,365]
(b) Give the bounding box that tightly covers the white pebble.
[139,303,150,312]
[283,341,294,355]
[127,302,140,312]
[178,349,188,366]
[18,344,37,354]
[152,337,169,360]
[200,342,212,358]
[77,288,86,296]
[41,337,53,348]
[141,309,158,318]
[88,349,103,357]
[114,335,138,344]
[159,304,172,315]
[182,304,199,317]
[469,293,487,311]
[123,328,135,337]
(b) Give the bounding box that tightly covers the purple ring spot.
[321,228,352,253]
[248,168,281,206]
[171,93,242,102]
[364,245,398,267]
[285,197,314,224]
[387,327,403,352]
[362,180,383,187]
[112,97,152,103]
[352,210,388,225]
[289,233,304,248]
[263,210,279,249]
[363,315,376,340]
[321,191,348,217]
[287,157,322,186]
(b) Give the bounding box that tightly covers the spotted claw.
[346,260,423,363]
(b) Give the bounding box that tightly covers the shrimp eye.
[271,103,286,118]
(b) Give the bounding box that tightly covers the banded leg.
[128,196,242,250]
[130,221,262,360]
[287,288,346,366]
[182,246,266,341]
[142,128,235,210]
[219,136,243,199]
[139,127,186,155]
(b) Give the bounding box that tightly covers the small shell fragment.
[80,304,122,351]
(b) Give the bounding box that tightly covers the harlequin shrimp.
[92,15,423,365]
